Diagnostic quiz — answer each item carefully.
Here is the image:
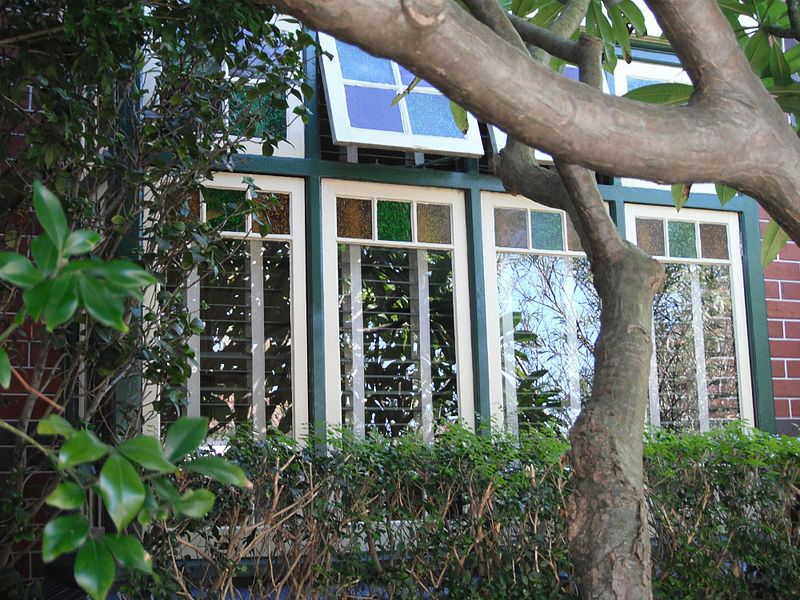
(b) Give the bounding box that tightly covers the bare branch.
[509,14,580,63]
[461,0,525,51]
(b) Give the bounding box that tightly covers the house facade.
[132,30,798,444]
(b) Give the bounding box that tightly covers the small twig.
[11,365,64,412]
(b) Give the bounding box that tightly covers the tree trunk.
[567,244,664,599]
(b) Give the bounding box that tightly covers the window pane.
[228,88,286,139]
[406,93,465,138]
[337,197,373,239]
[336,39,395,84]
[668,221,697,258]
[700,223,729,260]
[635,218,665,256]
[496,253,599,430]
[397,65,434,88]
[200,245,253,433]
[339,245,457,438]
[530,211,564,251]
[255,192,290,236]
[377,200,412,242]
[700,265,740,427]
[204,188,246,232]
[262,241,293,434]
[344,86,404,132]
[494,208,527,248]
[654,264,699,431]
[417,203,452,244]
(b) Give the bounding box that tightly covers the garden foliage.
[123,424,800,600]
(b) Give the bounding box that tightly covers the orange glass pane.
[635,218,665,256]
[417,203,452,244]
[700,223,729,260]
[337,197,373,239]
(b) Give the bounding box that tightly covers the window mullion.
[648,313,661,427]
[250,240,267,433]
[187,267,201,416]
[416,250,433,443]
[563,261,581,413]
[348,245,366,438]
[690,265,710,432]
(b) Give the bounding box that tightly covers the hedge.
[120,424,799,599]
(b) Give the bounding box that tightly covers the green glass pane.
[254,192,289,236]
[377,200,412,242]
[700,223,729,260]
[417,203,452,244]
[337,197,373,239]
[203,188,246,231]
[228,88,287,139]
[494,208,527,248]
[530,211,564,251]
[636,218,665,256]
[668,221,697,258]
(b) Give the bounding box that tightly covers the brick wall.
[760,207,800,436]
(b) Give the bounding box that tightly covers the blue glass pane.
[563,65,579,81]
[336,39,395,84]
[530,211,564,251]
[406,93,464,138]
[398,64,434,88]
[344,86,404,132]
[627,77,655,91]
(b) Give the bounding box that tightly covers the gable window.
[322,181,474,440]
[317,33,484,157]
[159,174,307,439]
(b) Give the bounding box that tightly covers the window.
[625,204,753,431]
[318,33,484,157]
[483,193,754,434]
[147,174,307,439]
[322,181,474,440]
[483,193,599,433]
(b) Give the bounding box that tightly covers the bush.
[122,424,800,600]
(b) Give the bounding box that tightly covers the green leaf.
[58,429,109,469]
[33,181,68,252]
[42,514,89,562]
[744,29,770,76]
[74,538,115,600]
[100,534,153,573]
[0,349,10,389]
[164,416,209,462]
[183,456,250,487]
[118,436,176,473]
[715,184,738,206]
[609,5,632,63]
[97,454,146,531]
[769,43,793,85]
[671,183,691,210]
[23,279,50,321]
[449,101,469,134]
[101,260,157,289]
[618,0,646,36]
[32,234,60,275]
[0,253,43,288]
[150,477,181,505]
[391,75,421,107]
[43,273,79,330]
[175,488,215,518]
[77,274,127,332]
[63,230,99,256]
[37,414,77,438]
[761,219,790,269]
[623,82,694,105]
[46,482,85,510]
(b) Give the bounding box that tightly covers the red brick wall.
[760,207,800,435]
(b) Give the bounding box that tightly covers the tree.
[263,0,800,598]
[0,0,313,589]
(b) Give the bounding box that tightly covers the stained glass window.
[494,208,527,248]
[635,218,665,256]
[417,203,452,244]
[700,223,729,260]
[530,211,564,251]
[668,221,698,258]
[377,200,412,242]
[203,188,246,232]
[255,192,290,236]
[337,197,373,239]
[318,33,484,156]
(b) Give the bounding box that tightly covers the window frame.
[321,179,475,437]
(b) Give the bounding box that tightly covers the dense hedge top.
[122,424,799,600]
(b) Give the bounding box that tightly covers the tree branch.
[508,14,580,63]
[461,0,525,51]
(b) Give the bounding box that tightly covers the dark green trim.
[303,38,322,162]
[465,186,492,434]
[740,198,776,433]
[305,176,326,441]
[608,198,626,239]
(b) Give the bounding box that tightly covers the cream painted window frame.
[320,179,475,438]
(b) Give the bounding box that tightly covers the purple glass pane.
[563,65,579,81]
[335,39,395,84]
[345,86,404,132]
[398,64,434,88]
[406,93,464,138]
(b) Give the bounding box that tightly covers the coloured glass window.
[668,221,698,258]
[700,223,729,260]
[337,197,373,239]
[417,203,452,245]
[377,200,412,242]
[494,208,527,249]
[635,218,665,256]
[530,211,564,251]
